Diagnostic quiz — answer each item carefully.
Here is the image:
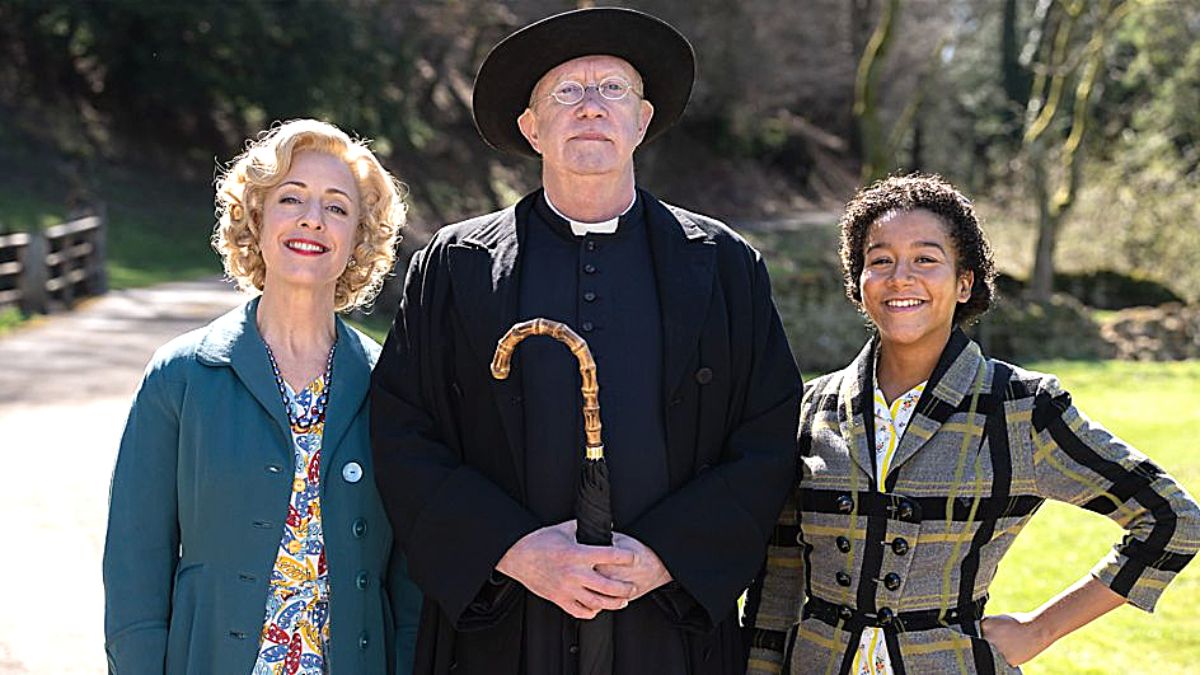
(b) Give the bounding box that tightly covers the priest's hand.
[496,520,637,619]
[594,531,673,602]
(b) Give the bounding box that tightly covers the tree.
[1018,0,1135,301]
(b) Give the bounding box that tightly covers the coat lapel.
[885,329,986,476]
[447,199,528,495]
[839,339,879,483]
[196,297,293,457]
[645,196,717,398]
[319,318,371,469]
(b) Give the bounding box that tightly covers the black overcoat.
[371,190,802,674]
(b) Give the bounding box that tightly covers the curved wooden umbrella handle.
[491,318,604,460]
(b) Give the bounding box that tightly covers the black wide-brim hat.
[472,7,695,158]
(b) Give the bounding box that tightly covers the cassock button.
[581,321,594,332]
[568,645,580,655]
[836,536,852,553]
[585,241,596,252]
[891,537,909,555]
[835,571,852,587]
[352,518,367,538]
[883,573,902,591]
[583,291,596,302]
[695,367,713,385]
[358,631,369,650]
[584,264,597,274]
[356,571,370,590]
[342,461,363,483]
[877,608,895,626]
[836,495,854,514]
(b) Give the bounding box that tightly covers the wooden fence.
[0,213,107,314]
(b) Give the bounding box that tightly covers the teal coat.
[103,298,420,674]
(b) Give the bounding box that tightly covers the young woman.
[745,174,1199,674]
[103,119,420,674]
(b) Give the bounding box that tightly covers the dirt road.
[0,278,244,674]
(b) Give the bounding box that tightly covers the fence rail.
[0,213,107,314]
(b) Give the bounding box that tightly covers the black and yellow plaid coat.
[745,330,1200,674]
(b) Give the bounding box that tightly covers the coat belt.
[803,594,988,634]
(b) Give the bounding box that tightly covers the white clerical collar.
[544,192,637,236]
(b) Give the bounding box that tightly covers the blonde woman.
[103,119,420,674]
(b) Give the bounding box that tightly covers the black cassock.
[371,190,802,675]
[517,196,683,673]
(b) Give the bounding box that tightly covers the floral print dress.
[252,376,332,675]
[852,377,926,675]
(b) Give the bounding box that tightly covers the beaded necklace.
[264,339,336,431]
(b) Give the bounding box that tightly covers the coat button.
[694,367,713,385]
[897,499,915,521]
[265,464,283,474]
[583,291,596,302]
[356,571,369,590]
[891,537,909,555]
[584,263,597,274]
[836,495,854,514]
[342,461,363,483]
[877,607,895,626]
[838,605,854,621]
[568,644,579,655]
[836,536,851,553]
[835,571,852,587]
[883,573,902,591]
[581,321,594,332]
[352,518,367,538]
[358,631,369,650]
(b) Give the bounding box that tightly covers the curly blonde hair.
[212,118,406,312]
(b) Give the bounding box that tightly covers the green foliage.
[972,293,1114,363]
[0,306,25,335]
[1000,269,1184,309]
[989,359,1200,674]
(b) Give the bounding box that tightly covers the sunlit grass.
[986,360,1200,674]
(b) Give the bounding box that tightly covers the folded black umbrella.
[492,318,614,675]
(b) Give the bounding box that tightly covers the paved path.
[0,278,244,674]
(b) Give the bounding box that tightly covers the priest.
[371,7,803,674]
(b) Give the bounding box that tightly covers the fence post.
[90,204,108,295]
[18,232,49,314]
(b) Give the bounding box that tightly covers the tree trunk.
[854,0,900,183]
[1028,141,1058,301]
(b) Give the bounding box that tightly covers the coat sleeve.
[624,256,802,630]
[102,354,182,674]
[371,245,541,628]
[742,484,803,675]
[1029,374,1200,612]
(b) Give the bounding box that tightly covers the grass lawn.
[983,360,1200,674]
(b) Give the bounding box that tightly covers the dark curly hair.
[838,173,995,326]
